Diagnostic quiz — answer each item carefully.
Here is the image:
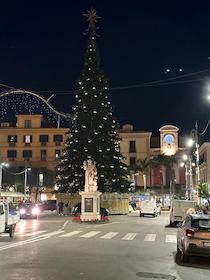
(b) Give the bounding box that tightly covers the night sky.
[1,1,210,140]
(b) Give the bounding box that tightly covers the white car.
[140,200,160,217]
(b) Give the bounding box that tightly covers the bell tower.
[159,125,179,156]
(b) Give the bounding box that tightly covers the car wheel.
[153,213,156,217]
[140,213,144,217]
[170,220,174,227]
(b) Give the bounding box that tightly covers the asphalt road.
[0,211,209,280]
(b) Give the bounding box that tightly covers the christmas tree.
[56,9,129,193]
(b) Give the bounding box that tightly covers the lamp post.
[0,162,9,193]
[24,167,31,198]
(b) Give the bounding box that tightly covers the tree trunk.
[143,174,147,192]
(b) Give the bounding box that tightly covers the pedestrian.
[64,201,69,216]
[58,200,64,216]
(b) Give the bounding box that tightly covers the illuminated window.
[55,149,61,160]
[24,135,32,144]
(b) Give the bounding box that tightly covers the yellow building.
[0,115,68,171]
[0,115,185,197]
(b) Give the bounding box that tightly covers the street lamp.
[0,162,9,193]
[24,167,31,198]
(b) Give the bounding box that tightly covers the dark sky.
[1,1,210,139]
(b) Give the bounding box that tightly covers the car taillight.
[186,228,194,237]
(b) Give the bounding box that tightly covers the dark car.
[19,203,40,219]
[72,203,109,217]
[41,200,57,211]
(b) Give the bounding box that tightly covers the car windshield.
[192,219,210,230]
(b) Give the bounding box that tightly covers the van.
[170,199,196,226]
[140,200,160,217]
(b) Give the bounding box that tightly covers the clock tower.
[159,125,179,156]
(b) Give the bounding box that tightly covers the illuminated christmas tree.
[56,9,129,193]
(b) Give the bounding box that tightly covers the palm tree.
[152,154,177,195]
[131,158,152,191]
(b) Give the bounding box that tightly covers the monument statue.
[83,159,98,192]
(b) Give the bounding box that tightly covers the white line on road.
[22,230,48,237]
[100,232,119,239]
[80,231,101,238]
[61,220,69,230]
[93,222,120,228]
[59,231,83,237]
[122,233,137,241]
[165,235,177,243]
[40,230,64,237]
[144,234,156,242]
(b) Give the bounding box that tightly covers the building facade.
[0,115,186,197]
[0,115,68,171]
[199,142,210,187]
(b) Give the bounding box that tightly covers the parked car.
[72,203,109,217]
[19,203,40,219]
[41,200,57,211]
[140,200,161,217]
[170,199,196,226]
[177,213,210,262]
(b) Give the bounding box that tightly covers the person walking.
[64,201,69,216]
[58,200,64,216]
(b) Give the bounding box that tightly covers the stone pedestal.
[79,191,102,221]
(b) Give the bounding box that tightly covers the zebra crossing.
[0,230,177,244]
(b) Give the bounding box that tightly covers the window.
[23,150,32,159]
[7,150,17,158]
[41,150,47,161]
[129,140,136,153]
[130,157,136,166]
[8,135,17,147]
[25,120,31,128]
[23,135,33,144]
[40,135,49,142]
[53,135,63,142]
[55,149,61,160]
[40,135,48,146]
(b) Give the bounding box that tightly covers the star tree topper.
[83,8,101,33]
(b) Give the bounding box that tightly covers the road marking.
[122,233,137,241]
[22,230,48,237]
[100,232,119,239]
[144,234,156,242]
[61,220,69,230]
[80,231,101,238]
[59,231,83,237]
[0,236,49,251]
[40,230,64,237]
[93,222,120,227]
[165,235,177,243]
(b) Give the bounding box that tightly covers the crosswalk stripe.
[59,231,83,237]
[122,233,137,241]
[80,231,101,238]
[100,232,119,239]
[165,235,177,243]
[22,231,47,237]
[40,230,65,237]
[144,234,156,242]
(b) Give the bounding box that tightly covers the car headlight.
[32,207,39,215]
[20,208,26,215]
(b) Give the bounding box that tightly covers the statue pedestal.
[79,191,102,221]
